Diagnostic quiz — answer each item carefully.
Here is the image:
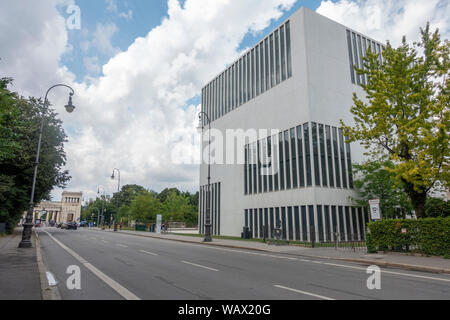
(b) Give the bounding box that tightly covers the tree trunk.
[403,180,427,218]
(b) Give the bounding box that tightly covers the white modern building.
[198,7,385,242]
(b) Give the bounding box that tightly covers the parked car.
[60,222,68,229]
[56,222,63,228]
[67,222,78,230]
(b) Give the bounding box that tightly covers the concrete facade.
[198,8,384,241]
[23,191,83,224]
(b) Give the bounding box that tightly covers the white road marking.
[101,240,109,243]
[274,285,336,300]
[46,272,58,287]
[139,250,158,256]
[116,244,128,248]
[181,260,219,272]
[42,230,140,300]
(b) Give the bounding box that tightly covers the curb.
[35,231,62,300]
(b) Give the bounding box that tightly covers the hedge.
[366,217,450,256]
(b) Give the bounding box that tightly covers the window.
[273,134,279,191]
[239,58,242,105]
[279,132,285,190]
[247,52,251,101]
[297,125,305,187]
[281,25,287,81]
[242,56,246,104]
[294,206,300,241]
[346,30,355,84]
[252,142,258,194]
[308,205,315,240]
[351,207,358,240]
[270,208,274,238]
[338,206,345,239]
[319,124,327,187]
[259,208,264,238]
[304,123,312,186]
[284,130,291,189]
[248,145,253,194]
[268,136,273,192]
[275,29,280,84]
[301,206,307,241]
[281,207,287,240]
[260,42,265,94]
[333,127,341,188]
[231,64,235,110]
[251,49,255,100]
[339,129,347,188]
[263,139,268,192]
[317,205,324,241]
[345,136,353,189]
[352,32,360,85]
[287,207,293,240]
[324,206,330,240]
[256,45,260,96]
[265,38,269,91]
[357,35,365,85]
[245,209,248,228]
[290,128,298,188]
[257,140,262,193]
[312,122,320,186]
[286,21,292,78]
[249,209,254,237]
[270,34,275,87]
[331,206,337,234]
[345,207,352,238]
[326,126,334,187]
[264,208,269,237]
[244,146,248,195]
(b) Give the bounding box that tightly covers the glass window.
[242,56,246,104]
[345,136,353,189]
[264,208,269,237]
[247,52,251,102]
[275,207,280,231]
[279,132,285,190]
[249,209,253,237]
[308,205,315,240]
[312,122,320,186]
[357,35,365,85]
[275,30,280,84]
[331,206,337,234]
[265,38,269,91]
[326,126,334,187]
[351,207,358,240]
[352,32,360,85]
[286,21,292,78]
[345,206,351,238]
[245,209,248,228]
[259,209,264,238]
[254,209,258,238]
[273,135,279,191]
[294,206,300,241]
[268,136,273,192]
[319,124,327,187]
[248,145,252,194]
[284,130,291,189]
[231,64,235,110]
[339,129,348,188]
[290,128,298,188]
[260,43,265,94]
[281,207,287,240]
[338,206,345,240]
[297,125,305,187]
[257,140,262,193]
[251,49,255,100]
[333,127,341,188]
[288,207,293,240]
[301,206,307,241]
[253,142,258,194]
[239,58,242,105]
[317,205,324,241]
[244,145,248,195]
[304,123,312,186]
[346,30,355,84]
[269,208,274,238]
[263,139,268,192]
[270,34,275,88]
[280,25,287,81]
[255,45,260,96]
[324,206,330,240]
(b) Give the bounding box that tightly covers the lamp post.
[19,84,75,248]
[197,111,212,242]
[111,169,120,232]
[97,185,106,227]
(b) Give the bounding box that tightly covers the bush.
[366,217,450,256]
[424,198,450,218]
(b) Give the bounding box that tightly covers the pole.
[19,84,75,248]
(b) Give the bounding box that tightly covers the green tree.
[157,187,180,203]
[352,159,413,219]
[424,197,450,218]
[129,191,162,224]
[341,24,449,217]
[0,78,70,233]
[111,184,146,208]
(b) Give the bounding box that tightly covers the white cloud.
[92,23,121,56]
[316,0,450,45]
[119,9,133,21]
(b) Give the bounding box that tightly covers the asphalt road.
[37,227,450,300]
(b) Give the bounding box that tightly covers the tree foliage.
[0,78,70,233]
[341,24,449,217]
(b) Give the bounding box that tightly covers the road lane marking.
[274,285,336,300]
[139,250,158,256]
[101,240,109,243]
[181,260,219,272]
[41,230,140,300]
[116,244,128,248]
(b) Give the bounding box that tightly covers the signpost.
[369,199,381,221]
[156,214,162,234]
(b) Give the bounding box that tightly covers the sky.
[0,0,448,203]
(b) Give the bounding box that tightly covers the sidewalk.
[0,228,41,300]
[97,228,450,275]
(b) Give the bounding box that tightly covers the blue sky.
[59,0,321,82]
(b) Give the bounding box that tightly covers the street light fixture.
[19,84,76,248]
[97,185,106,227]
[197,111,212,242]
[111,169,120,232]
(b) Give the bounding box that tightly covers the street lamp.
[19,84,76,248]
[111,169,120,232]
[197,111,212,242]
[97,185,106,227]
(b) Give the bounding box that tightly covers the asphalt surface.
[37,227,450,300]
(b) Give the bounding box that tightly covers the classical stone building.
[23,191,83,224]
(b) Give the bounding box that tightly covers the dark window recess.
[304,123,312,186]
[319,124,327,187]
[284,130,291,189]
[301,206,307,241]
[297,125,305,187]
